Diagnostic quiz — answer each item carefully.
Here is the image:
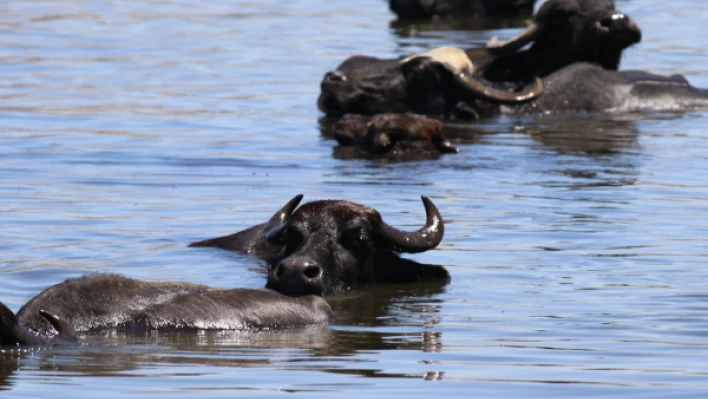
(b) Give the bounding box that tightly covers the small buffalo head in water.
[334,113,458,156]
[190,195,449,295]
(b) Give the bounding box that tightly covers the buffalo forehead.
[578,0,615,15]
[538,0,614,17]
[291,201,381,232]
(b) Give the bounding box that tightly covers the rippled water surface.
[2,0,708,397]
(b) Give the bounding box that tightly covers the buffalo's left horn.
[379,196,444,253]
[262,194,303,243]
[486,22,542,56]
[39,310,77,344]
[456,72,543,104]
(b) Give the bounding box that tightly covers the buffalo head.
[190,195,450,296]
[318,46,543,118]
[481,0,641,82]
[334,113,458,156]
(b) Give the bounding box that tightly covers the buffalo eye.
[266,226,303,251]
[546,5,577,26]
[340,227,370,253]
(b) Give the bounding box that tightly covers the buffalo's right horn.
[456,72,543,104]
[262,194,303,244]
[486,22,542,55]
[378,196,444,253]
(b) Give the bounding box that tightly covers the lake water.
[2,0,708,397]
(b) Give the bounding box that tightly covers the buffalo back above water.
[13,274,333,340]
[496,63,708,114]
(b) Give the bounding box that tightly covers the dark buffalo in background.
[1,274,333,346]
[190,195,450,296]
[318,46,542,118]
[390,0,537,19]
[333,113,459,156]
[474,0,642,84]
[476,0,708,113]
[322,0,708,116]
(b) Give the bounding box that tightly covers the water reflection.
[514,116,642,155]
[389,15,531,38]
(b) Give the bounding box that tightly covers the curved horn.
[262,194,303,243]
[378,196,444,253]
[456,73,543,104]
[486,22,542,56]
[39,310,77,344]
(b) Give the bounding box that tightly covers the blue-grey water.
[2,0,708,397]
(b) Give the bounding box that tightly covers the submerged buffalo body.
[0,274,333,346]
[389,0,537,19]
[334,113,458,156]
[499,63,708,114]
[190,195,450,295]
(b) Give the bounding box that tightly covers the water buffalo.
[318,46,543,118]
[389,0,537,19]
[474,0,642,84]
[333,113,458,156]
[190,195,450,296]
[0,274,333,346]
[323,0,708,115]
[473,1,708,114]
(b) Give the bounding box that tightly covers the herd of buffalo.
[3,0,707,348]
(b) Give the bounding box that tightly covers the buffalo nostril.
[275,264,284,278]
[303,265,321,280]
[599,13,627,29]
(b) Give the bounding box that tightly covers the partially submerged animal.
[474,0,708,114]
[318,46,542,119]
[474,0,642,84]
[1,274,333,346]
[190,195,450,296]
[333,113,458,156]
[389,0,537,19]
[324,0,708,116]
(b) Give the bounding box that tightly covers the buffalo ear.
[189,223,266,251]
[400,56,443,80]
